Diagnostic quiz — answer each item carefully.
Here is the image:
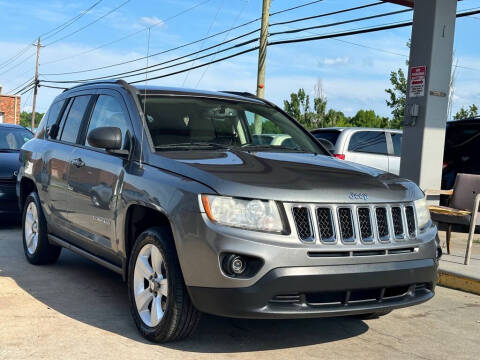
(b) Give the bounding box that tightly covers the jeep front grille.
[289,203,417,244]
[292,207,313,241]
[338,208,355,242]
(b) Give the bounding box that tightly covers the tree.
[324,109,348,127]
[453,104,479,120]
[350,110,389,128]
[19,111,43,129]
[313,80,327,128]
[283,88,315,129]
[385,68,407,127]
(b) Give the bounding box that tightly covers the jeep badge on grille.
[349,192,368,201]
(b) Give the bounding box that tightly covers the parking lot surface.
[1,222,479,360]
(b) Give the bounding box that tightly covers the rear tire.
[22,192,61,265]
[127,227,201,343]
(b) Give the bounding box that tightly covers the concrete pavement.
[1,222,479,360]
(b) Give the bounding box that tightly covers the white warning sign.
[409,65,426,98]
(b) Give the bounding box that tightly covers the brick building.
[0,85,21,125]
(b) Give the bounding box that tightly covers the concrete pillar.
[400,0,458,191]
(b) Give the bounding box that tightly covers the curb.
[438,270,480,295]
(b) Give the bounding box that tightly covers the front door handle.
[72,158,85,168]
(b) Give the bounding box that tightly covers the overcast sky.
[0,0,479,118]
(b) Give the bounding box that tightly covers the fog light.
[224,254,246,276]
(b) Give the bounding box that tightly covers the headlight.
[414,196,431,230]
[201,195,283,233]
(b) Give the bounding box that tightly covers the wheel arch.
[123,203,177,280]
[19,177,38,210]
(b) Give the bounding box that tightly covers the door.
[388,132,402,175]
[345,131,389,172]
[66,93,132,262]
[45,96,93,238]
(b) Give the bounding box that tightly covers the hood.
[0,151,20,179]
[148,149,422,203]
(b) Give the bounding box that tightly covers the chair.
[426,173,480,265]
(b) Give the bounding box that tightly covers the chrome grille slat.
[288,202,417,245]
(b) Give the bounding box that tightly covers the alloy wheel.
[24,201,39,255]
[133,244,169,327]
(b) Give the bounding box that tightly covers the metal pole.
[254,0,271,134]
[31,37,41,132]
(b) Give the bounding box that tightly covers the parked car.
[0,124,33,219]
[442,117,480,189]
[311,128,402,175]
[18,80,439,342]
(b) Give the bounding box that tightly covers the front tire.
[22,192,62,265]
[127,227,201,343]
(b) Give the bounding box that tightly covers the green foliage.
[283,88,315,129]
[284,84,399,130]
[19,111,43,129]
[453,104,478,120]
[385,68,407,127]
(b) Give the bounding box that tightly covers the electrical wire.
[270,1,383,26]
[196,0,250,88]
[0,51,36,77]
[40,6,411,82]
[269,8,412,36]
[40,0,104,40]
[41,0,212,66]
[38,7,480,86]
[40,0,325,70]
[44,0,131,47]
[7,78,35,94]
[0,44,32,70]
[14,80,36,95]
[183,0,225,86]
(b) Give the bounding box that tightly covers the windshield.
[311,130,341,146]
[0,127,33,151]
[139,96,326,155]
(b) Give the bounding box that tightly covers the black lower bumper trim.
[188,259,437,319]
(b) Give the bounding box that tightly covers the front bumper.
[188,259,437,319]
[0,181,20,215]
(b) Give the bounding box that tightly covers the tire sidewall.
[127,228,178,340]
[22,192,47,263]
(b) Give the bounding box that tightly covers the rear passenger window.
[60,96,91,144]
[85,95,130,150]
[391,133,402,156]
[348,131,388,155]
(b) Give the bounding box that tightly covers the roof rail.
[221,91,277,107]
[63,79,132,92]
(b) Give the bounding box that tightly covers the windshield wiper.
[240,144,309,153]
[0,149,19,152]
[155,142,231,151]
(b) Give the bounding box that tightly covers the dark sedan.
[0,124,33,218]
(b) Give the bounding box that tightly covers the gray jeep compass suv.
[17,80,439,342]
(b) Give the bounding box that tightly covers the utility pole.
[31,37,41,132]
[254,0,271,134]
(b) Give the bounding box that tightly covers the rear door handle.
[72,158,85,168]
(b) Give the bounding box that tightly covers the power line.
[0,44,32,70]
[270,8,412,36]
[41,0,212,66]
[38,7,480,86]
[270,1,383,26]
[40,0,104,40]
[183,0,225,86]
[196,0,250,88]
[123,8,480,84]
[40,0,324,69]
[6,77,35,94]
[44,0,131,47]
[41,6,412,83]
[0,51,36,77]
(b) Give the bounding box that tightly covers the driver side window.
[85,95,130,150]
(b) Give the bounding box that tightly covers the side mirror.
[87,127,122,151]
